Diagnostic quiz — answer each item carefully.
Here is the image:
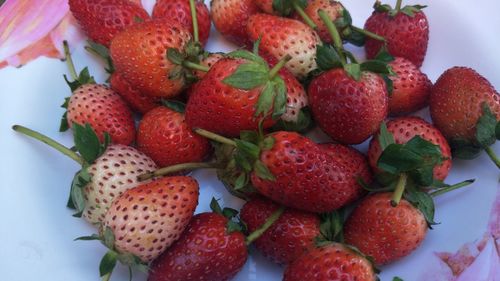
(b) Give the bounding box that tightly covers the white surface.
[1,0,499,280]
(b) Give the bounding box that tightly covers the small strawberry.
[430,67,500,168]
[247,13,321,78]
[344,192,427,265]
[110,72,160,114]
[210,0,261,46]
[152,0,211,46]
[137,103,211,168]
[368,117,452,181]
[283,242,378,281]
[69,0,149,47]
[364,0,429,67]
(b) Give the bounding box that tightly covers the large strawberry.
[69,0,149,47]
[210,0,261,46]
[153,0,211,46]
[110,72,160,114]
[80,176,199,280]
[364,0,429,67]
[430,67,500,168]
[283,242,378,281]
[137,103,211,168]
[247,13,321,79]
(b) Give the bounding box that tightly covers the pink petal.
[455,236,500,281]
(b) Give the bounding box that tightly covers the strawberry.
[110,19,193,98]
[430,67,500,168]
[247,13,321,78]
[110,72,160,114]
[368,117,452,181]
[364,1,429,67]
[193,52,225,80]
[386,56,432,115]
[137,104,211,168]
[69,0,149,47]
[240,197,320,265]
[283,242,378,281]
[344,192,428,265]
[152,0,211,46]
[210,0,261,46]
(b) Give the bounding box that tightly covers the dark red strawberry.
[364,1,429,67]
[110,72,160,114]
[152,0,211,46]
[137,105,211,168]
[210,0,261,46]
[69,0,149,47]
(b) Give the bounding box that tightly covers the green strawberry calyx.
[166,41,207,83]
[273,0,317,29]
[373,0,427,17]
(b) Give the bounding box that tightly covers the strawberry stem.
[318,9,346,65]
[269,55,292,79]
[189,0,199,43]
[390,173,407,206]
[137,162,219,181]
[63,40,78,81]
[245,205,285,245]
[395,0,403,11]
[194,128,237,146]
[182,61,210,72]
[430,179,475,197]
[12,125,84,165]
[485,146,500,169]
[293,1,317,29]
[351,25,385,42]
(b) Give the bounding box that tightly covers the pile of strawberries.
[13,0,500,280]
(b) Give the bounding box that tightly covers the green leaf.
[375,172,400,187]
[377,143,422,174]
[318,210,345,243]
[252,36,262,55]
[405,136,442,159]
[210,197,223,214]
[222,208,239,219]
[99,250,118,277]
[262,136,275,151]
[409,164,435,187]
[404,188,436,225]
[70,168,91,217]
[360,60,393,75]
[475,103,498,148]
[374,46,395,63]
[86,40,114,74]
[400,5,427,17]
[161,100,186,113]
[272,78,287,120]
[223,63,269,90]
[253,160,275,181]
[393,277,404,281]
[72,123,103,164]
[271,107,313,133]
[64,67,96,92]
[345,28,366,47]
[226,50,266,65]
[272,0,293,16]
[374,2,392,13]
[74,234,101,241]
[240,131,259,143]
[235,139,260,159]
[335,8,353,29]
[167,48,184,65]
[103,226,116,249]
[59,112,69,132]
[496,122,500,140]
[254,82,276,117]
[316,44,343,71]
[234,173,248,190]
[234,151,253,172]
[378,123,395,150]
[344,63,361,80]
[449,138,482,159]
[168,65,184,80]
[382,74,394,95]
[226,220,243,233]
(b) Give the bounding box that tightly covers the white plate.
[1,0,499,280]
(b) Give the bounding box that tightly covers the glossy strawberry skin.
[137,106,211,168]
[368,116,452,181]
[247,14,320,78]
[148,212,247,281]
[430,67,500,141]
[103,176,199,263]
[387,57,432,115]
[185,58,275,137]
[67,84,135,145]
[69,0,149,47]
[251,132,370,213]
[308,68,389,144]
[210,0,260,46]
[110,20,192,98]
[344,192,428,265]
[152,0,211,46]
[283,243,378,281]
[240,197,320,265]
[110,72,160,114]
[364,11,429,67]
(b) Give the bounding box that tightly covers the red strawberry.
[364,2,429,67]
[240,197,320,265]
[308,68,389,144]
[152,0,211,46]
[148,212,248,281]
[297,0,346,44]
[283,243,378,281]
[69,0,149,47]
[368,117,452,181]
[344,192,428,265]
[247,13,321,78]
[387,57,432,115]
[110,72,160,114]
[210,0,261,46]
[103,176,199,263]
[110,19,192,98]
[430,67,500,141]
[137,106,211,168]
[67,84,136,145]
[82,144,158,224]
